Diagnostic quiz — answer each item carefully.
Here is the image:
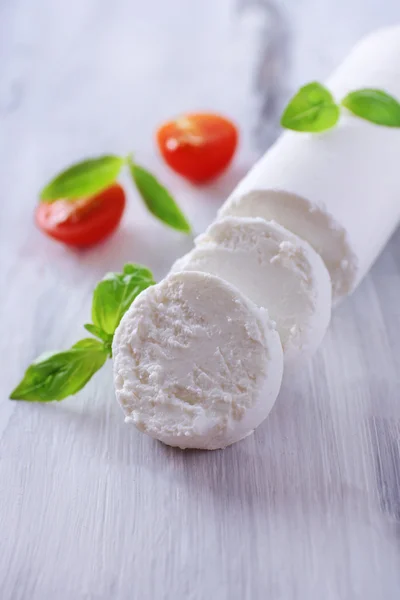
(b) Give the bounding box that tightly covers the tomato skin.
[156,113,238,184]
[35,183,126,248]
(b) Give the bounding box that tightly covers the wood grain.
[1,1,400,598]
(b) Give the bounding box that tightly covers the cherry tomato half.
[35,183,126,248]
[156,113,238,184]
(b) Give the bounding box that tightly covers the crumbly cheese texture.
[112,271,283,450]
[219,26,400,301]
[171,217,331,364]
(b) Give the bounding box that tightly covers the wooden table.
[1,1,400,598]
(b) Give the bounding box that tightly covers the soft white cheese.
[113,27,400,450]
[219,26,400,301]
[112,271,283,450]
[171,217,331,365]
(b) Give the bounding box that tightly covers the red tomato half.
[156,113,238,184]
[35,183,126,248]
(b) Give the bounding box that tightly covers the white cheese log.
[219,26,400,300]
[171,217,331,365]
[113,271,283,450]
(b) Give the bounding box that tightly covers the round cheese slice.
[172,217,331,365]
[112,270,283,450]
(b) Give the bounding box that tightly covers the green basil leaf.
[83,324,113,357]
[281,82,340,132]
[10,339,108,402]
[71,339,106,350]
[129,160,191,233]
[84,323,113,344]
[91,263,155,336]
[342,88,400,127]
[122,263,154,278]
[40,155,124,202]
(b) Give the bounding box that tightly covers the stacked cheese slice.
[113,26,400,449]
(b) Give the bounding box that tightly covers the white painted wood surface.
[1,1,400,598]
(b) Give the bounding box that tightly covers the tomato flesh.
[35,183,126,247]
[156,113,238,184]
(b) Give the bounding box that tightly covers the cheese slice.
[171,217,331,365]
[113,271,283,450]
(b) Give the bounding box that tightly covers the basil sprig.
[10,264,155,402]
[281,82,400,133]
[40,154,191,234]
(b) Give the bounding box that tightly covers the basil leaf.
[342,88,400,127]
[84,323,113,344]
[91,263,155,336]
[10,339,108,402]
[40,155,124,202]
[84,324,112,357]
[129,160,191,233]
[122,263,154,278]
[281,82,340,132]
